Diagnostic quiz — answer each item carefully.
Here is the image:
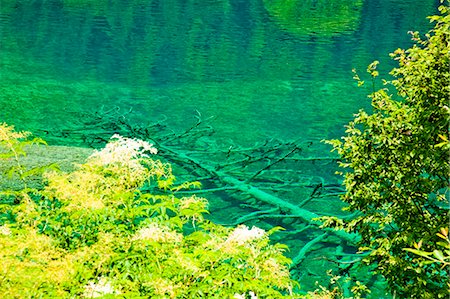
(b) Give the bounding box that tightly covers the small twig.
[297,196,315,208]
[174,186,235,194]
[284,156,338,162]
[246,146,300,183]
[312,192,345,199]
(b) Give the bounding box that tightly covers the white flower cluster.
[226,225,266,246]
[0,225,11,236]
[234,291,258,299]
[133,223,182,244]
[90,134,157,166]
[82,277,119,298]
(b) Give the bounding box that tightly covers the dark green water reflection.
[0,0,440,296]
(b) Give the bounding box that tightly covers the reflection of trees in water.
[2,0,436,87]
[0,0,438,147]
[263,0,363,37]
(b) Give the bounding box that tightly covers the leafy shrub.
[0,125,304,298]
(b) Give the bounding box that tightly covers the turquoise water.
[0,0,439,145]
[0,0,440,296]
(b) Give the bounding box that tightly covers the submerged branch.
[42,111,357,244]
[290,233,328,269]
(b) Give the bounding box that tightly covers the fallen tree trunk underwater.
[161,144,357,243]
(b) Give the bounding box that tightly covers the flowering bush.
[0,124,306,298]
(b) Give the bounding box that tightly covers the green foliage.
[308,270,371,299]
[0,125,304,298]
[325,3,450,298]
[0,123,48,187]
[404,227,450,267]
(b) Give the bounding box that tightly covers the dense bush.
[0,124,303,298]
[325,3,449,298]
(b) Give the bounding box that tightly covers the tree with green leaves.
[325,3,449,298]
